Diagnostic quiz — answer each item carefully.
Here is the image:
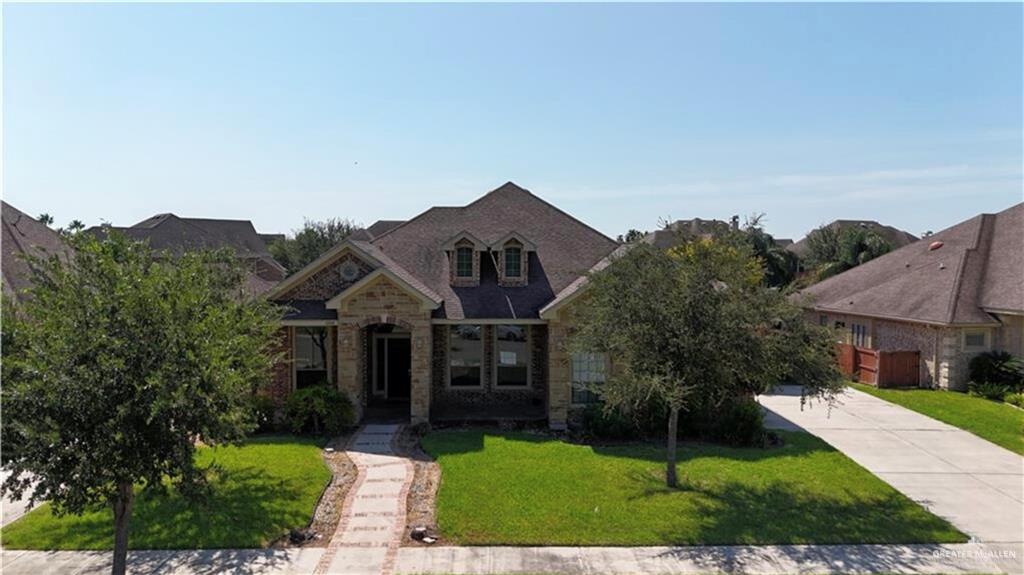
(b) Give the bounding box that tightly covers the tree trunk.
[666,406,679,488]
[111,482,134,575]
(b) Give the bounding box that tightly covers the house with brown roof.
[799,203,1023,390]
[2,201,73,303]
[88,214,287,296]
[787,219,919,259]
[265,182,620,428]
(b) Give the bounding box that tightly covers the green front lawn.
[850,382,1024,455]
[1,435,330,550]
[422,430,966,546]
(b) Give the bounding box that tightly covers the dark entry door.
[387,338,411,400]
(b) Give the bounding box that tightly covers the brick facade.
[429,324,548,415]
[268,327,293,405]
[448,239,481,288]
[813,310,1024,391]
[280,252,373,300]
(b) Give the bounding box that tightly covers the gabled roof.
[369,182,619,319]
[2,201,73,302]
[788,219,919,258]
[799,203,1023,326]
[265,239,442,305]
[366,220,405,238]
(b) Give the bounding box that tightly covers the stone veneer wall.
[335,275,433,423]
[547,309,573,430]
[448,239,481,288]
[495,243,529,288]
[430,324,548,414]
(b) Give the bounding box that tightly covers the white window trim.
[446,324,485,390]
[962,329,990,352]
[492,325,531,389]
[570,352,609,406]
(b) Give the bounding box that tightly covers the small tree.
[570,240,842,487]
[1,232,282,575]
[270,217,360,274]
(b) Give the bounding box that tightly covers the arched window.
[504,246,522,277]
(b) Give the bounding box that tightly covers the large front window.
[449,325,483,387]
[495,325,529,387]
[295,327,328,389]
[455,247,474,278]
[571,352,607,404]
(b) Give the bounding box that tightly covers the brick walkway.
[312,424,414,575]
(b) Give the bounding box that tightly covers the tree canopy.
[570,239,843,487]
[805,224,892,281]
[269,217,361,275]
[1,232,282,575]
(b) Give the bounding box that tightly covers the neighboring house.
[642,217,740,250]
[799,203,1023,390]
[2,201,73,303]
[787,219,919,259]
[264,182,620,429]
[88,213,286,295]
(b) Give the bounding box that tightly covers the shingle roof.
[799,203,1023,325]
[369,182,619,319]
[2,201,73,302]
[788,220,919,258]
[366,220,406,239]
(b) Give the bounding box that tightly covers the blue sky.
[4,3,1021,241]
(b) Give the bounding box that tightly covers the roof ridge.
[482,182,619,246]
[369,206,464,242]
[946,213,996,323]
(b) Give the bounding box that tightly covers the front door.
[385,337,411,400]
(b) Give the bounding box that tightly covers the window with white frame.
[449,325,483,387]
[295,327,328,389]
[963,330,988,351]
[851,323,868,347]
[495,325,529,387]
[455,247,474,278]
[571,352,607,404]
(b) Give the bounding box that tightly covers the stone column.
[409,319,432,424]
[547,318,571,430]
[337,322,364,421]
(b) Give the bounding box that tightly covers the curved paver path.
[313,424,413,575]
[760,385,1023,572]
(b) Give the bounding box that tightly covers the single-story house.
[798,203,1023,390]
[87,213,287,296]
[265,182,621,428]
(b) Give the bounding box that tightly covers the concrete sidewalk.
[1,543,1018,575]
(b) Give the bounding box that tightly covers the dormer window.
[504,245,522,277]
[455,247,474,278]
[493,233,534,287]
[443,231,485,287]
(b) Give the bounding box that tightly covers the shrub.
[711,396,766,447]
[969,351,1024,392]
[969,381,1010,401]
[1003,392,1024,409]
[284,385,355,435]
[581,405,641,440]
[250,394,279,433]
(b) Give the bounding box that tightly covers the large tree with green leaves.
[270,217,361,274]
[570,239,842,487]
[1,232,281,575]
[805,224,892,281]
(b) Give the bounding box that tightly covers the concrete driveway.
[1,470,35,527]
[760,385,1023,570]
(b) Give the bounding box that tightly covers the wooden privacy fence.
[836,344,920,388]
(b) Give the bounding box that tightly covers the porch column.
[337,322,364,421]
[409,319,432,425]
